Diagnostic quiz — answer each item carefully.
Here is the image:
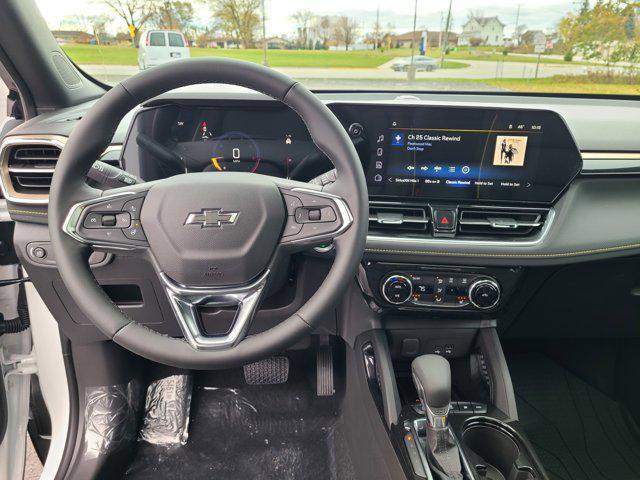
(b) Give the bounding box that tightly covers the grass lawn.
[408,75,640,95]
[485,76,640,95]
[419,47,598,66]
[62,44,468,69]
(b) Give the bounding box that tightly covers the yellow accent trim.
[366,243,640,258]
[9,209,47,216]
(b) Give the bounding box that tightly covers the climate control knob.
[381,275,413,304]
[469,279,501,309]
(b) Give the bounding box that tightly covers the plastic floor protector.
[124,369,354,480]
[508,353,640,480]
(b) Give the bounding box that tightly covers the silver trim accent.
[282,187,354,244]
[62,190,139,250]
[468,279,501,309]
[581,152,640,161]
[160,270,270,350]
[381,274,413,305]
[0,135,122,205]
[0,136,66,204]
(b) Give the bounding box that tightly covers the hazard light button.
[433,209,456,231]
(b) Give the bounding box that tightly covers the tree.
[559,0,637,74]
[333,16,358,51]
[209,0,261,48]
[292,9,313,49]
[151,1,195,32]
[69,14,112,44]
[311,16,333,49]
[102,0,156,45]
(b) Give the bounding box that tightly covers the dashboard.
[5,90,640,344]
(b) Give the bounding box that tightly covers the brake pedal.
[317,336,335,396]
[243,356,289,385]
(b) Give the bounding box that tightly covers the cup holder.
[461,418,537,480]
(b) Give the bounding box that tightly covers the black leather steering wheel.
[48,58,368,369]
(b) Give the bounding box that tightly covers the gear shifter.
[412,355,463,480]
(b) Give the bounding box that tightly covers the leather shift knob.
[411,354,451,412]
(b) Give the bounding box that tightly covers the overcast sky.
[35,0,578,37]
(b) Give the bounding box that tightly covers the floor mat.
[124,369,354,480]
[509,353,640,480]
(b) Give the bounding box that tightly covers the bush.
[563,51,574,62]
[502,48,509,56]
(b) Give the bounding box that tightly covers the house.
[51,30,95,45]
[521,30,546,46]
[389,31,458,49]
[459,16,505,46]
[256,37,292,50]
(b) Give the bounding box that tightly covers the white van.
[138,30,190,70]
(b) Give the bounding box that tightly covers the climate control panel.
[380,271,500,310]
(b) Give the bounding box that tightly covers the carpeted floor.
[509,353,640,480]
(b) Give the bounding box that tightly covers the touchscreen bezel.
[330,103,583,205]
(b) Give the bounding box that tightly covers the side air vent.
[458,207,549,238]
[369,203,428,233]
[0,136,123,204]
[7,144,61,194]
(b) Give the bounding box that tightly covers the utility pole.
[408,0,418,81]
[375,6,380,49]
[513,4,521,46]
[261,0,268,66]
[440,0,452,68]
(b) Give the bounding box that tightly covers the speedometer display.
[208,131,261,173]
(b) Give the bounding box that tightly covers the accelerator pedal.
[317,336,335,396]
[243,356,289,385]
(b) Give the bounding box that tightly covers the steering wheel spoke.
[63,188,151,251]
[161,270,270,350]
[277,185,353,249]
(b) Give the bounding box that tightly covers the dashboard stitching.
[366,243,640,258]
[9,209,47,216]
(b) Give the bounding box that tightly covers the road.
[81,58,597,88]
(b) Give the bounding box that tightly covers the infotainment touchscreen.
[330,104,582,204]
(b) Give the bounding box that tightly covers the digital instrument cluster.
[120,103,330,182]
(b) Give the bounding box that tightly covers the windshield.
[35,0,639,95]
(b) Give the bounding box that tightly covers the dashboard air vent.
[458,207,548,237]
[369,203,428,233]
[7,144,61,194]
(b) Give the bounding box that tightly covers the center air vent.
[369,203,428,233]
[458,207,548,237]
[7,144,61,194]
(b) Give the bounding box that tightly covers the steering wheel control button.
[123,197,145,219]
[433,208,456,231]
[283,194,303,212]
[101,214,117,227]
[308,208,321,221]
[82,228,128,244]
[283,217,303,237]
[382,275,413,304]
[83,212,103,228]
[469,279,501,309]
[123,220,147,241]
[116,212,131,228]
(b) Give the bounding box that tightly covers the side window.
[149,32,166,47]
[168,33,184,48]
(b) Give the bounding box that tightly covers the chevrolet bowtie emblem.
[184,209,239,228]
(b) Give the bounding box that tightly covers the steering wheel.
[48,58,368,369]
